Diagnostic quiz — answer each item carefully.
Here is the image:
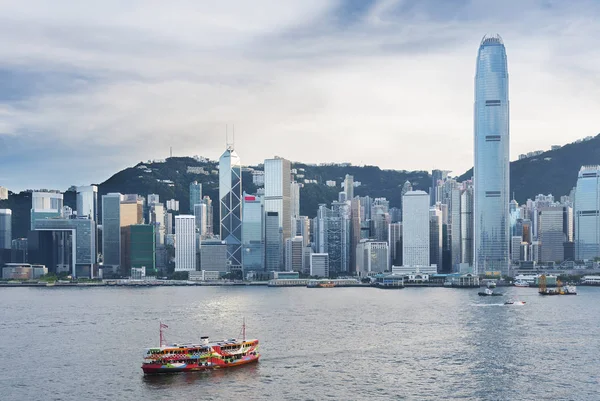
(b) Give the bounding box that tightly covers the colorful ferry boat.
[142,322,260,374]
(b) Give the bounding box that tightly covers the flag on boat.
[160,323,168,329]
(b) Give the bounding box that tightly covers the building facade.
[219,146,243,270]
[473,34,510,275]
[574,165,600,260]
[402,191,430,267]
[242,195,264,273]
[0,209,11,249]
[264,157,292,243]
[175,215,196,271]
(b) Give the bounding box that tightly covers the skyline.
[1,1,600,191]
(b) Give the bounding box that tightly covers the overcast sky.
[0,0,598,191]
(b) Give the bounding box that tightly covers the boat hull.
[142,354,260,374]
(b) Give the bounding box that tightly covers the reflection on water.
[142,363,261,389]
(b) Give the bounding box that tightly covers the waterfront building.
[0,209,11,249]
[265,211,282,271]
[33,218,96,278]
[429,208,443,272]
[285,236,304,272]
[129,224,156,276]
[264,157,292,243]
[510,235,522,262]
[314,202,350,274]
[574,165,600,260]
[175,215,196,271]
[242,195,264,273]
[302,246,312,275]
[402,191,430,267]
[310,253,329,278]
[350,198,361,273]
[219,144,243,270]
[388,222,402,266]
[189,181,202,213]
[356,240,389,274]
[473,34,510,275]
[31,191,63,229]
[101,193,122,272]
[199,239,228,272]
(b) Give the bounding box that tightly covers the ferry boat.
[514,280,529,287]
[307,280,336,288]
[478,288,503,296]
[142,322,260,374]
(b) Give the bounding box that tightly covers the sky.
[0,0,599,192]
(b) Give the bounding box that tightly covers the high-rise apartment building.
[175,215,196,271]
[0,209,12,249]
[402,190,430,267]
[219,145,242,270]
[264,157,292,242]
[189,181,202,213]
[574,166,600,260]
[473,34,510,275]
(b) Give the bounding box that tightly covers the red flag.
[160,323,168,329]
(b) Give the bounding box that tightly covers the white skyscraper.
[574,165,600,260]
[264,157,292,242]
[76,185,98,220]
[402,190,430,267]
[175,215,196,271]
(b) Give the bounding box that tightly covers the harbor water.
[1,286,599,400]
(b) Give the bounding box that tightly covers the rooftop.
[480,34,504,46]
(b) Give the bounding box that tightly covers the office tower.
[76,185,98,220]
[0,209,11,249]
[389,207,401,224]
[150,204,165,246]
[199,239,228,272]
[388,222,402,266]
[314,202,350,274]
[295,216,311,248]
[166,199,179,212]
[574,165,600,260]
[264,157,292,242]
[194,203,208,237]
[219,145,243,270]
[101,193,122,272]
[429,208,443,272]
[302,247,312,274]
[460,186,474,266]
[189,181,202,213]
[147,194,160,206]
[371,205,390,242]
[30,191,63,229]
[120,195,143,226]
[402,190,430,267]
[33,218,96,278]
[474,34,510,275]
[202,196,214,236]
[564,205,573,242]
[290,181,300,220]
[359,196,372,220]
[510,236,522,262]
[285,236,304,272]
[356,240,389,274]
[242,195,264,273]
[538,207,566,263]
[449,185,461,268]
[252,170,265,186]
[349,198,361,273]
[0,186,8,200]
[175,215,196,271]
[401,181,413,211]
[265,211,282,271]
[130,224,156,275]
[344,174,354,200]
[338,191,347,203]
[310,253,329,277]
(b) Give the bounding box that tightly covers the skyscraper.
[264,157,292,242]
[290,181,300,221]
[194,203,208,237]
[31,191,63,229]
[285,236,304,272]
[175,215,196,271]
[0,209,12,249]
[219,145,242,271]
[574,165,600,260]
[189,181,202,213]
[265,211,282,271]
[101,193,122,272]
[76,185,98,220]
[474,34,510,275]
[344,174,354,200]
[242,195,264,273]
[402,190,430,267]
[460,185,474,266]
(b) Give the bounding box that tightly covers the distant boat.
[478,288,503,296]
[486,281,497,289]
[505,301,526,305]
[514,281,529,287]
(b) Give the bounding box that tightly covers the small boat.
[514,281,529,287]
[504,301,526,305]
[142,321,260,374]
[486,281,497,289]
[478,288,503,296]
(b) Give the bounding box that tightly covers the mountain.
[2,133,600,239]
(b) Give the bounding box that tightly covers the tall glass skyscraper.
[474,34,510,275]
[574,165,600,260]
[219,145,242,270]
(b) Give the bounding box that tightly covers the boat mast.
[243,317,246,341]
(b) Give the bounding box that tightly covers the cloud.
[0,0,599,191]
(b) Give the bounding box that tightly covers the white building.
[175,215,196,271]
[356,240,389,274]
[252,170,265,186]
[402,190,430,267]
[575,166,600,260]
[264,157,292,242]
[166,199,180,212]
[310,253,329,278]
[0,186,8,200]
[76,185,98,220]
